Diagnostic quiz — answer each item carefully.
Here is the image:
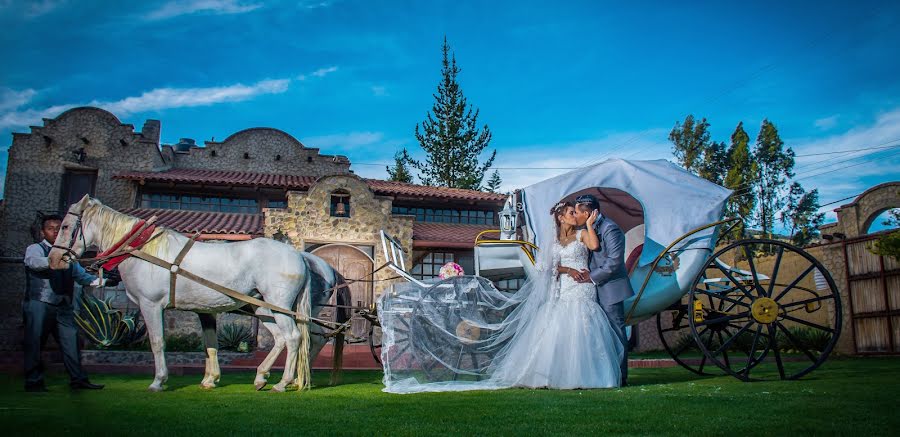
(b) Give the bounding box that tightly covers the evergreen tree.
[753,119,795,240]
[386,150,413,183]
[723,122,757,241]
[405,37,495,189]
[780,182,825,246]
[484,169,502,193]
[698,140,729,185]
[872,203,900,261]
[669,115,711,174]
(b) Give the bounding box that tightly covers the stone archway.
[821,182,900,239]
[311,244,374,338]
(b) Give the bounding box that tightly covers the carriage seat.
[623,224,644,276]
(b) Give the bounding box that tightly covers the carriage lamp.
[499,197,516,239]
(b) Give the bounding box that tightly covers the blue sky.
[1,0,898,230]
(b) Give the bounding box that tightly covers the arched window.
[330,191,351,217]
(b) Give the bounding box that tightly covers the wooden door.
[311,244,374,339]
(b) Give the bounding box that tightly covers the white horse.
[48,195,340,392]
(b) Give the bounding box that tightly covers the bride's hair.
[550,201,574,239]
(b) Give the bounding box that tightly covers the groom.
[571,194,634,386]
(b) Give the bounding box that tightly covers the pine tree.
[723,122,757,241]
[698,140,729,185]
[386,150,413,183]
[405,37,495,189]
[669,115,711,174]
[780,182,825,246]
[754,119,795,240]
[484,169,502,193]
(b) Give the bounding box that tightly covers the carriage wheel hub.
[456,321,481,344]
[751,297,779,324]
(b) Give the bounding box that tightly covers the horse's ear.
[74,194,94,211]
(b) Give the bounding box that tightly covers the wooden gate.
[844,233,900,354]
[311,244,374,339]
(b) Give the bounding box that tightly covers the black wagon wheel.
[688,239,842,381]
[658,268,769,376]
[408,276,509,383]
[367,321,382,365]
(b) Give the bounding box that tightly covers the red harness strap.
[98,220,158,271]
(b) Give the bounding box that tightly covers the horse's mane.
[84,201,171,258]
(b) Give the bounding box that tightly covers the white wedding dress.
[380,229,624,393]
[491,230,624,389]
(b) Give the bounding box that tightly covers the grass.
[1,357,898,436]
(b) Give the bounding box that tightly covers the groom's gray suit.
[587,215,634,385]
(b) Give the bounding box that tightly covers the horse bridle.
[51,211,86,262]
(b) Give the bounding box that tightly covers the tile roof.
[115,168,317,190]
[114,169,507,203]
[121,208,263,235]
[412,223,497,248]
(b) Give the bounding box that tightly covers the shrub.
[218,323,254,352]
[165,333,203,352]
[76,293,147,349]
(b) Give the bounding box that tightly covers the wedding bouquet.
[438,262,464,279]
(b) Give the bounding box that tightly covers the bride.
[490,201,624,389]
[381,200,624,393]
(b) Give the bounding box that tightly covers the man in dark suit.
[571,194,634,386]
[23,214,107,392]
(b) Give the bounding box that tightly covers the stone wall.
[166,128,350,177]
[820,182,899,238]
[264,174,414,297]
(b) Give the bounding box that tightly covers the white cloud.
[0,78,290,130]
[0,87,36,112]
[296,66,339,81]
[302,131,384,149]
[311,66,338,78]
[298,0,338,9]
[24,0,65,17]
[371,85,388,97]
[814,115,839,130]
[145,0,262,20]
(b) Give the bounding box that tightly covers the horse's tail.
[295,254,313,392]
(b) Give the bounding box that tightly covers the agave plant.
[75,293,147,349]
[218,322,254,352]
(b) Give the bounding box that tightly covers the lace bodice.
[553,230,596,302]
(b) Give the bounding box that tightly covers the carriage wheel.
[368,322,382,365]
[408,276,509,383]
[658,273,769,376]
[688,239,842,381]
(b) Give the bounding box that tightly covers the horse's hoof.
[255,380,267,391]
[200,382,217,390]
[271,384,286,393]
[148,385,164,392]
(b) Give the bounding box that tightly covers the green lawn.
[2,357,898,436]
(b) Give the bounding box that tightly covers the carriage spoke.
[773,264,816,302]
[766,246,784,297]
[674,327,709,356]
[698,329,716,373]
[742,324,764,377]
[711,319,754,357]
[694,312,749,327]
[768,325,787,379]
[780,314,834,334]
[716,264,756,300]
[743,244,767,297]
[780,294,832,309]
[775,321,819,363]
[694,288,752,308]
[716,331,732,368]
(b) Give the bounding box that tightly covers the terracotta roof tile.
[365,179,506,202]
[114,169,507,203]
[115,168,317,190]
[412,223,497,248]
[120,208,263,235]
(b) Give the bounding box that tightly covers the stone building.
[0,107,506,350]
